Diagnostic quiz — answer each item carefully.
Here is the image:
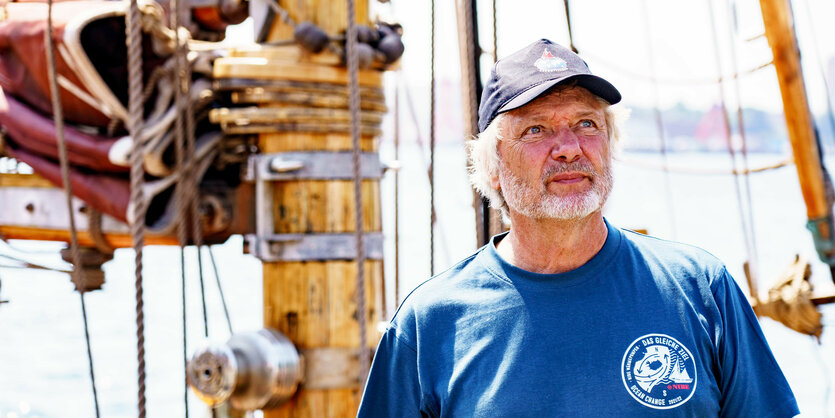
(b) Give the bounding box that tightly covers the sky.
[227,0,835,115]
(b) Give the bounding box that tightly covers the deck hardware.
[188,328,301,410]
[245,151,384,261]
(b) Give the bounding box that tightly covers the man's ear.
[490,174,500,191]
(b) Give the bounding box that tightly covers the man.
[358,39,798,417]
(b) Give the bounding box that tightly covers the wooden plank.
[0,225,178,247]
[214,57,382,87]
[0,172,55,188]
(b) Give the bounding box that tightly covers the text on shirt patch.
[621,334,697,409]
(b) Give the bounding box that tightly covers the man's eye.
[525,126,543,135]
[579,120,596,128]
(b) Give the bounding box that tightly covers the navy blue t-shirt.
[358,221,799,417]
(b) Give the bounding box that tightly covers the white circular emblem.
[621,334,697,409]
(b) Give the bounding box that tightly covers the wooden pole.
[759,0,829,221]
[256,2,382,416]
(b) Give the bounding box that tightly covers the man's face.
[492,86,613,221]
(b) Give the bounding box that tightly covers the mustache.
[541,160,599,181]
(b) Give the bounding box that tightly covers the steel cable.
[45,2,100,414]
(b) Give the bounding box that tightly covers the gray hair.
[467,98,628,217]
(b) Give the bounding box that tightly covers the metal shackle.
[187,328,302,410]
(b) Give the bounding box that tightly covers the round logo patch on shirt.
[621,334,697,409]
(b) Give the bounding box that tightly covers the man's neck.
[495,211,608,274]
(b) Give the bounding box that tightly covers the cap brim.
[497,74,621,115]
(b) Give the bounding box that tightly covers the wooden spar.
[759,0,831,229]
[243,2,382,416]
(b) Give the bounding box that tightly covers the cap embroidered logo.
[534,49,567,72]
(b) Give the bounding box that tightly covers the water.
[0,146,833,416]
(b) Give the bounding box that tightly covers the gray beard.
[499,158,613,221]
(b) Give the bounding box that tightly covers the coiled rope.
[125,0,148,414]
[346,0,369,383]
[45,1,100,414]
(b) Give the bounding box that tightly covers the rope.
[169,0,191,413]
[206,246,234,335]
[462,0,486,247]
[125,0,148,414]
[491,0,498,62]
[429,0,436,276]
[562,0,577,54]
[616,155,792,175]
[580,46,773,86]
[392,76,401,311]
[346,0,369,384]
[707,0,758,298]
[639,0,677,239]
[45,1,100,415]
[799,0,835,152]
[725,0,761,298]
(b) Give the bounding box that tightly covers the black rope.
[45,0,100,415]
[206,246,234,335]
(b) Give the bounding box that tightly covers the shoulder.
[616,227,728,287]
[387,245,512,343]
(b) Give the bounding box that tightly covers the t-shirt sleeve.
[357,325,432,417]
[712,267,800,418]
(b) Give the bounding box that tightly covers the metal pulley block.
[60,247,113,292]
[187,328,301,410]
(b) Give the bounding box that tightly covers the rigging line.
[346,0,369,385]
[492,0,497,62]
[799,0,835,152]
[393,74,401,312]
[206,245,233,335]
[125,0,148,414]
[399,81,453,265]
[169,0,190,414]
[578,47,773,86]
[460,0,486,247]
[706,0,756,289]
[615,156,792,176]
[45,0,100,415]
[639,0,677,240]
[429,0,437,276]
[562,0,577,54]
[181,31,209,342]
[726,0,760,297]
[0,253,71,272]
[810,335,833,417]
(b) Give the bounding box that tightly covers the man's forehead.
[506,87,605,120]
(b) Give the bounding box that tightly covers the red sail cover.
[0,88,128,173]
[0,2,112,127]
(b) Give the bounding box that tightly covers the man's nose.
[550,129,582,162]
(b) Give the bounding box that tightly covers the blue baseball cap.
[478,39,621,132]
